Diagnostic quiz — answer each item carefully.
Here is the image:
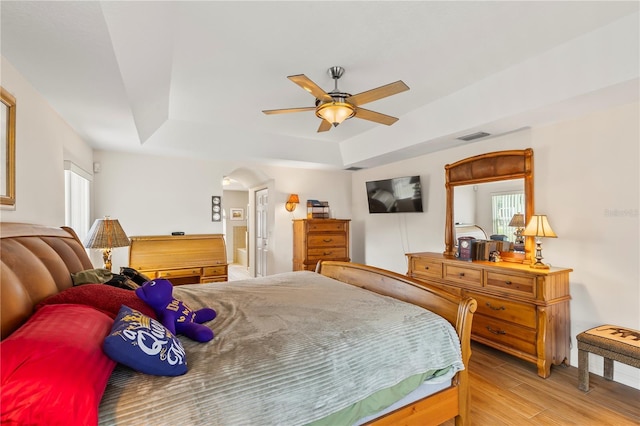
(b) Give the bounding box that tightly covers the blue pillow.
[103,305,188,376]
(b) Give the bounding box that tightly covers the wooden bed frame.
[0,222,476,426]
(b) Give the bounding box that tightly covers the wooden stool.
[576,325,640,391]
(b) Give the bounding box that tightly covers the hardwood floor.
[228,263,251,281]
[441,342,640,425]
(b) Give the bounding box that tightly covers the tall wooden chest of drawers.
[406,252,572,378]
[293,219,350,271]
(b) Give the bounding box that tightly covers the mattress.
[99,271,463,425]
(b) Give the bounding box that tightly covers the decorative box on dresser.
[293,219,350,271]
[129,234,228,285]
[406,252,572,378]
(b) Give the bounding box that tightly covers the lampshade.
[508,213,525,228]
[316,102,355,126]
[522,215,557,238]
[83,217,130,271]
[508,213,526,245]
[285,194,300,212]
[84,218,130,249]
[522,214,556,269]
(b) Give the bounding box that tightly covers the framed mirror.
[444,149,534,262]
[1,87,16,207]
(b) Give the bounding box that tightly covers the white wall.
[4,53,637,389]
[91,150,230,269]
[254,164,353,275]
[91,151,354,275]
[352,102,639,389]
[0,57,93,226]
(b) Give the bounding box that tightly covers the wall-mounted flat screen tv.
[366,175,423,213]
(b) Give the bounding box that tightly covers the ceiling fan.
[262,66,409,132]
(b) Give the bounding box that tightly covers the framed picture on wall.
[230,208,244,221]
[212,196,222,222]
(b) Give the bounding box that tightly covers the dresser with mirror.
[407,149,572,378]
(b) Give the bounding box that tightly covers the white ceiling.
[1,1,638,170]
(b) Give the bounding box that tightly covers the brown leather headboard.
[0,222,94,339]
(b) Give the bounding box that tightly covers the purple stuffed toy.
[135,278,217,342]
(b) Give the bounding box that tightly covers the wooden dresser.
[129,234,228,285]
[406,252,572,378]
[292,219,350,271]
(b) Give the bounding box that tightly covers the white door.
[255,188,269,277]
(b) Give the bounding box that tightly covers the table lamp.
[522,214,557,269]
[508,213,526,244]
[83,217,130,271]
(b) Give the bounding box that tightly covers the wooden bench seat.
[577,325,640,391]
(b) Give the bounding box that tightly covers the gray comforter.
[99,271,463,425]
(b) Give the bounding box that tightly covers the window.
[491,192,524,241]
[64,161,91,242]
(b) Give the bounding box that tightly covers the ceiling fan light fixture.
[265,66,408,131]
[316,101,355,126]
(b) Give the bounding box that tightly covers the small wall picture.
[230,208,244,221]
[212,196,222,222]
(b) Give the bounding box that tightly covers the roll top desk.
[129,234,228,285]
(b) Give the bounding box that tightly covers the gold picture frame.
[230,208,244,221]
[1,87,16,207]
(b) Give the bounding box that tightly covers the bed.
[0,222,476,425]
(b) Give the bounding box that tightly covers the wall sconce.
[522,214,557,269]
[83,217,130,271]
[285,194,300,212]
[508,213,526,244]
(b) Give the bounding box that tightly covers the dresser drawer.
[473,314,537,356]
[307,221,348,233]
[308,247,348,260]
[307,234,347,248]
[157,268,201,279]
[410,257,443,280]
[203,265,227,276]
[444,264,482,287]
[485,271,536,297]
[203,276,228,283]
[470,292,536,328]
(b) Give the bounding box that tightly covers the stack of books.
[471,239,513,261]
[307,200,330,219]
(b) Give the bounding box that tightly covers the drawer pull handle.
[486,302,506,311]
[424,266,430,270]
[323,251,332,256]
[486,326,506,335]
[459,272,465,277]
[505,280,512,285]
[323,238,333,243]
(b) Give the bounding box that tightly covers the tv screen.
[366,176,423,213]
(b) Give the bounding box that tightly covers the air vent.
[457,131,491,141]
[344,166,364,171]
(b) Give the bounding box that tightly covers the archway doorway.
[224,168,272,278]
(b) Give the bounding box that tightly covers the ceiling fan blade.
[347,81,409,106]
[288,74,333,102]
[355,108,399,126]
[317,119,332,133]
[262,107,316,115]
